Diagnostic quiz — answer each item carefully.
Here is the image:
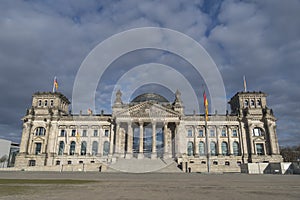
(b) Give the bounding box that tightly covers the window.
[199,141,205,156]
[71,129,76,137]
[187,141,194,156]
[60,130,66,137]
[233,142,240,156]
[198,130,204,137]
[50,100,54,107]
[81,141,87,155]
[187,129,193,137]
[221,142,228,156]
[232,129,238,137]
[225,161,230,166]
[256,143,264,155]
[92,141,98,155]
[56,160,60,165]
[244,100,249,107]
[35,143,42,155]
[93,130,98,137]
[210,129,215,137]
[35,127,46,136]
[38,100,42,107]
[213,161,218,165]
[221,129,227,137]
[210,142,217,156]
[67,160,72,165]
[104,130,109,137]
[250,99,255,107]
[29,160,36,166]
[257,99,261,107]
[201,161,206,164]
[253,127,263,136]
[103,141,110,156]
[82,130,87,137]
[44,100,48,106]
[58,141,65,155]
[70,141,76,155]
[79,161,83,164]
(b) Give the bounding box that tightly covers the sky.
[0,0,299,146]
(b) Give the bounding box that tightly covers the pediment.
[115,102,180,119]
[253,136,265,142]
[33,136,45,141]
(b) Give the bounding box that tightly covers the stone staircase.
[106,157,183,173]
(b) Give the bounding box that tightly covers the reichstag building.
[15,89,283,172]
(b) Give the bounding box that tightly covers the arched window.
[250,99,255,107]
[256,99,261,107]
[187,141,194,156]
[50,100,54,107]
[253,127,264,136]
[210,142,217,156]
[58,141,65,155]
[81,141,87,155]
[38,100,42,107]
[92,141,98,155]
[70,141,76,155]
[35,127,46,136]
[103,141,110,156]
[71,129,76,136]
[221,142,228,156]
[233,142,240,156]
[244,100,249,107]
[44,100,48,106]
[199,141,205,156]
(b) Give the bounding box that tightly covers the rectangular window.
[221,129,226,137]
[198,130,204,137]
[210,129,215,137]
[232,129,238,137]
[256,143,264,155]
[29,160,36,166]
[104,130,109,137]
[71,129,76,137]
[93,130,98,137]
[187,129,193,137]
[35,143,42,155]
[82,130,87,137]
[60,130,66,137]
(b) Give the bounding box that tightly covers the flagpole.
[203,89,210,173]
[205,112,210,173]
[52,77,56,93]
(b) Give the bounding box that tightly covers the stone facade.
[15,90,283,172]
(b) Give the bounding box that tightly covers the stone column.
[151,121,157,159]
[109,124,115,155]
[115,123,120,154]
[126,122,133,159]
[20,121,32,154]
[193,126,199,157]
[227,126,233,155]
[138,121,144,159]
[164,122,168,154]
[248,124,255,155]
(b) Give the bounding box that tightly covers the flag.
[76,130,81,144]
[53,77,58,92]
[203,91,209,121]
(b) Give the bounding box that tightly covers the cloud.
[0,0,299,146]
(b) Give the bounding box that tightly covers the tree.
[0,155,8,168]
[280,145,300,162]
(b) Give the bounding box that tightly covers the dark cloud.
[0,0,299,146]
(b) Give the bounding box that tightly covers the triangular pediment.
[115,101,180,119]
[253,136,265,142]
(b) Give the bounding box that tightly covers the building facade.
[15,90,283,172]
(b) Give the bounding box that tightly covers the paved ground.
[0,172,299,200]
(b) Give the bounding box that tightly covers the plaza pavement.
[0,172,299,200]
